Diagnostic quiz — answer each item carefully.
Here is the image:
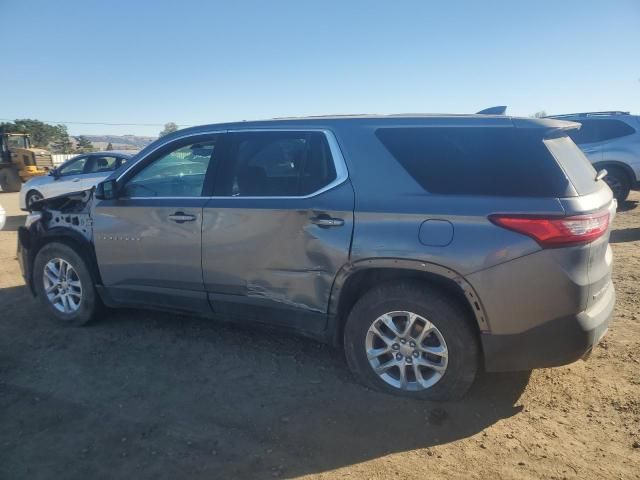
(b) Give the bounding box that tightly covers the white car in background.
[19,151,134,210]
[0,203,5,230]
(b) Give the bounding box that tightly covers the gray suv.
[546,111,640,202]
[17,115,615,401]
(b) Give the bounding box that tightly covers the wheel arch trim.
[328,258,489,338]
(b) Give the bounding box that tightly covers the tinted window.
[596,119,636,142]
[220,131,336,197]
[85,156,119,173]
[123,138,218,197]
[567,120,599,145]
[58,156,87,176]
[376,127,571,197]
[568,119,636,145]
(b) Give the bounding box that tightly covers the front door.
[202,130,354,334]
[93,134,221,312]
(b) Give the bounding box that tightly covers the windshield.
[6,135,30,149]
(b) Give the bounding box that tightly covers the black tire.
[344,282,479,401]
[603,166,631,203]
[33,242,101,326]
[0,167,22,192]
[26,190,44,209]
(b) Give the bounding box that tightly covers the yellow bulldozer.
[0,132,54,192]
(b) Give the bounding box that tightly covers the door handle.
[168,212,197,223]
[310,216,344,227]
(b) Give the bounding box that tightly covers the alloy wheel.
[43,258,83,314]
[365,311,448,391]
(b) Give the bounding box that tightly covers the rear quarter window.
[568,119,636,144]
[375,127,572,197]
[543,136,598,195]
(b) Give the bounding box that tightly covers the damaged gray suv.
[17,115,616,400]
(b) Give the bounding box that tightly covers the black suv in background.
[18,115,615,400]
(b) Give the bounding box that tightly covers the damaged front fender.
[17,188,99,295]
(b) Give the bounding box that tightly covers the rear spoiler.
[476,106,507,115]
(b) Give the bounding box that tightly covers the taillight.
[489,210,610,247]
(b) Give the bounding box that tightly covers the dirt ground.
[0,192,639,480]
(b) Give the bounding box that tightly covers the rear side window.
[85,156,119,173]
[376,127,571,197]
[568,119,636,145]
[220,131,336,197]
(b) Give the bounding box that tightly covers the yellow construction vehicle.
[0,132,54,192]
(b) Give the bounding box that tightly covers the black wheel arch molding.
[19,223,103,296]
[326,257,489,346]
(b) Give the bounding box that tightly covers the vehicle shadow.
[1,286,530,479]
[2,215,26,231]
[610,226,640,243]
[617,199,638,212]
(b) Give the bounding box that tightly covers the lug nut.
[413,351,420,358]
[400,339,406,344]
[409,341,416,348]
[406,356,413,363]
[395,353,403,361]
[392,343,399,350]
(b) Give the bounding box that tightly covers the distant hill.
[79,135,157,150]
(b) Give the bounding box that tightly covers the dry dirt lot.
[0,192,639,479]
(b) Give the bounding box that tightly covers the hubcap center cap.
[399,341,414,357]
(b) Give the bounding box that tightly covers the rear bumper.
[482,281,614,372]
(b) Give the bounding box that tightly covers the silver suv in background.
[546,111,640,202]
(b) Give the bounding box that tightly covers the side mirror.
[49,169,60,178]
[95,179,118,200]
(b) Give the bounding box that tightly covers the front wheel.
[33,242,100,326]
[26,190,44,209]
[0,168,22,192]
[344,282,479,401]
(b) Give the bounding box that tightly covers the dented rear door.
[201,129,354,334]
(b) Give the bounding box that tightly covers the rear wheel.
[33,242,100,326]
[0,167,22,192]
[26,190,44,209]
[344,282,479,401]
[603,166,631,203]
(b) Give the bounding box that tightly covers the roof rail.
[546,111,630,119]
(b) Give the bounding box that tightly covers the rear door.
[93,133,222,312]
[202,129,354,334]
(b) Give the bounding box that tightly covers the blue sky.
[1,0,638,136]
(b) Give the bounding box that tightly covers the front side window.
[220,131,336,197]
[123,137,218,197]
[58,156,87,176]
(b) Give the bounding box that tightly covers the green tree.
[75,136,95,153]
[531,110,547,118]
[49,124,74,153]
[0,119,67,148]
[106,142,114,151]
[159,122,178,137]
